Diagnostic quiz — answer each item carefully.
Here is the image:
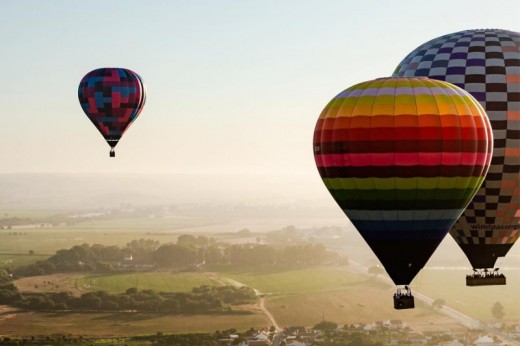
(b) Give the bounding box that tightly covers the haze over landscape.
[0,1,519,345]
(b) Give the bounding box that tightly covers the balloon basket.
[394,287,414,310]
[110,149,115,158]
[466,270,506,286]
[394,295,415,310]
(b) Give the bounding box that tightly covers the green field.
[75,272,223,293]
[222,267,368,295]
[67,267,372,297]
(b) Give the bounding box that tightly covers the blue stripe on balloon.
[353,224,449,241]
[351,219,455,233]
[344,209,464,221]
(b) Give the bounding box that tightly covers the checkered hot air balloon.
[78,68,146,157]
[393,29,520,285]
[313,77,493,307]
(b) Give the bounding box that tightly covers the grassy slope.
[221,267,367,294]
[0,310,268,337]
[75,272,223,293]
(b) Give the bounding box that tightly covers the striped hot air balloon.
[313,77,493,308]
[393,29,520,285]
[78,68,146,157]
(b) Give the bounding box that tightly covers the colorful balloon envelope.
[393,29,520,278]
[78,68,146,157]
[313,77,493,293]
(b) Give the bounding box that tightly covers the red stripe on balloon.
[315,127,488,142]
[316,152,490,167]
[316,114,488,130]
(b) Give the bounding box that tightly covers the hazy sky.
[1,1,519,175]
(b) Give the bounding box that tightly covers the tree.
[154,243,197,268]
[313,320,338,331]
[432,298,446,309]
[492,301,505,319]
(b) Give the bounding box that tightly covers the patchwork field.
[2,212,520,338]
[9,267,461,337]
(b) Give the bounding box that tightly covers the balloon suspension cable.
[466,268,506,286]
[110,148,115,158]
[393,285,414,310]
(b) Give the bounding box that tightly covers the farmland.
[0,309,269,337]
[412,268,520,321]
[14,272,224,296]
[221,267,368,295]
[2,210,520,338]
[9,266,462,337]
[265,286,444,327]
[75,272,223,293]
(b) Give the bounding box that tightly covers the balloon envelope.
[393,29,520,269]
[78,67,146,154]
[314,77,493,285]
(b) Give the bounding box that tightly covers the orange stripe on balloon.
[501,180,517,189]
[506,74,520,83]
[509,111,520,120]
[505,147,520,157]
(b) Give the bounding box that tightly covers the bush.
[313,320,338,331]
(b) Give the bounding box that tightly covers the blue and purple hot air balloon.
[78,68,146,157]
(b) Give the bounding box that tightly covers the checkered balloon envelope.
[393,29,520,270]
[78,68,146,157]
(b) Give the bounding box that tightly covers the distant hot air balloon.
[78,68,146,157]
[314,77,493,308]
[393,29,520,286]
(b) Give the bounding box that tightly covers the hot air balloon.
[314,77,493,308]
[393,29,520,286]
[78,68,146,157]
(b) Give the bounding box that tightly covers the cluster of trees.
[219,243,332,267]
[0,282,256,313]
[14,235,341,277]
[14,244,128,276]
